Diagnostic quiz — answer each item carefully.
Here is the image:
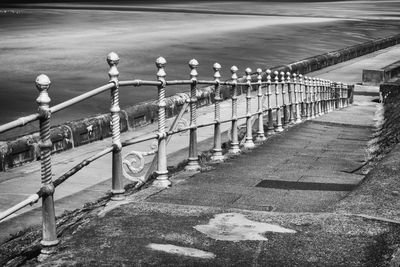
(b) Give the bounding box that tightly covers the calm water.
[0,0,399,138]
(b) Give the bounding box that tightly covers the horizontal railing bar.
[0,194,40,221]
[166,80,193,85]
[119,80,161,87]
[53,146,114,188]
[0,113,41,134]
[121,133,158,147]
[51,83,114,114]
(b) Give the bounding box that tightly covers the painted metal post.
[293,73,302,123]
[185,59,201,171]
[310,77,316,119]
[318,78,323,116]
[328,80,333,112]
[335,82,340,109]
[274,71,284,132]
[107,52,125,200]
[36,74,59,250]
[321,79,325,113]
[299,74,305,118]
[304,76,311,120]
[229,66,241,154]
[281,72,288,128]
[345,84,350,106]
[313,78,319,117]
[153,57,171,187]
[255,68,266,142]
[266,69,275,135]
[211,63,225,162]
[244,68,255,149]
[287,72,295,124]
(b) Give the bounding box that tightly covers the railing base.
[153,171,171,187]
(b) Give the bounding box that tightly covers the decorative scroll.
[122,148,157,182]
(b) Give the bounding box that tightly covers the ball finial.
[155,57,167,68]
[189,59,199,69]
[231,65,238,74]
[213,62,221,71]
[245,67,252,76]
[257,68,262,74]
[35,74,51,92]
[107,52,119,66]
[266,69,271,75]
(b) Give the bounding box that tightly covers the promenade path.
[1,45,400,265]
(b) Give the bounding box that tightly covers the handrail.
[0,52,352,254]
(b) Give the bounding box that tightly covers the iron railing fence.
[0,52,351,251]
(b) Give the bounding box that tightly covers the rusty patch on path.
[194,213,296,241]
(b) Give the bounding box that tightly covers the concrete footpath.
[1,45,400,265]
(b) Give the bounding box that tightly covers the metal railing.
[0,52,351,251]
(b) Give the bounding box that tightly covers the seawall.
[1,34,399,171]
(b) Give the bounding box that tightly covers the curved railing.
[0,52,351,250]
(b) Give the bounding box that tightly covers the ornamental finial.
[213,63,221,80]
[231,65,238,80]
[107,52,119,83]
[36,74,51,106]
[189,59,199,79]
[292,73,297,82]
[286,72,291,83]
[245,67,252,82]
[280,71,285,82]
[274,71,279,83]
[266,69,271,83]
[156,57,167,80]
[257,68,262,82]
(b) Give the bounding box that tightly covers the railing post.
[244,68,255,149]
[335,82,340,109]
[107,52,125,200]
[318,78,323,116]
[299,74,305,118]
[313,77,319,117]
[287,72,295,124]
[36,74,59,252]
[185,59,201,171]
[256,68,266,142]
[328,80,333,112]
[305,76,311,120]
[321,79,326,114]
[274,71,284,132]
[281,71,288,128]
[293,73,301,123]
[265,70,275,135]
[310,77,316,119]
[211,63,225,162]
[346,84,350,106]
[228,66,241,154]
[153,57,171,187]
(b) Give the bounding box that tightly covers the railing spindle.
[244,68,255,149]
[304,76,310,120]
[211,63,224,161]
[299,74,305,118]
[229,66,241,154]
[256,68,266,142]
[318,78,323,116]
[266,69,275,135]
[107,52,125,200]
[153,57,171,187]
[185,59,201,171]
[310,77,315,119]
[281,71,288,128]
[293,73,301,123]
[274,71,284,132]
[287,72,295,124]
[36,74,59,251]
